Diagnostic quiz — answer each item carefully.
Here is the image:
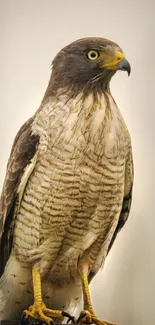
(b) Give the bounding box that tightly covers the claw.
[21,312,44,325]
[76,312,87,324]
[49,321,54,325]
[21,307,75,325]
[21,311,26,321]
[21,312,30,325]
[76,310,116,325]
[62,311,76,324]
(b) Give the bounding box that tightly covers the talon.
[21,311,26,320]
[62,311,76,324]
[20,313,42,325]
[22,303,64,325]
[20,312,28,325]
[21,311,28,320]
[67,317,76,324]
[76,311,87,324]
[76,310,117,325]
[49,321,54,325]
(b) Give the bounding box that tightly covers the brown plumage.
[0,37,133,325]
[0,117,39,276]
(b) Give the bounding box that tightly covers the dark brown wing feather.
[107,184,133,253]
[107,152,134,253]
[0,117,39,276]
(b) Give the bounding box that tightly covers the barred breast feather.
[0,91,133,318]
[13,92,132,278]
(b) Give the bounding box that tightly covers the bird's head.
[47,37,131,98]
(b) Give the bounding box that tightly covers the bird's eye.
[86,50,100,61]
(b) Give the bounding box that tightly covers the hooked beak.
[100,50,131,76]
[117,58,131,76]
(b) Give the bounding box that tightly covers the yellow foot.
[22,301,75,325]
[76,310,117,325]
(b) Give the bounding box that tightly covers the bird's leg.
[76,263,117,325]
[21,266,74,325]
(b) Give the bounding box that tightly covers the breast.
[13,92,130,278]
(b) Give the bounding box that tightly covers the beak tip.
[118,59,131,76]
[127,65,131,76]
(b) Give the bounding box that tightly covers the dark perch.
[0,320,62,325]
[0,309,76,325]
[0,308,80,325]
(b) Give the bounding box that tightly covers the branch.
[0,319,61,325]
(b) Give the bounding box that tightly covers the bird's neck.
[36,88,115,124]
[32,90,121,158]
[41,68,113,104]
[41,83,112,108]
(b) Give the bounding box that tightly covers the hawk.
[0,37,133,325]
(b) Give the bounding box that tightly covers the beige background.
[0,0,155,324]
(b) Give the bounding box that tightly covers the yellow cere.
[101,50,125,69]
